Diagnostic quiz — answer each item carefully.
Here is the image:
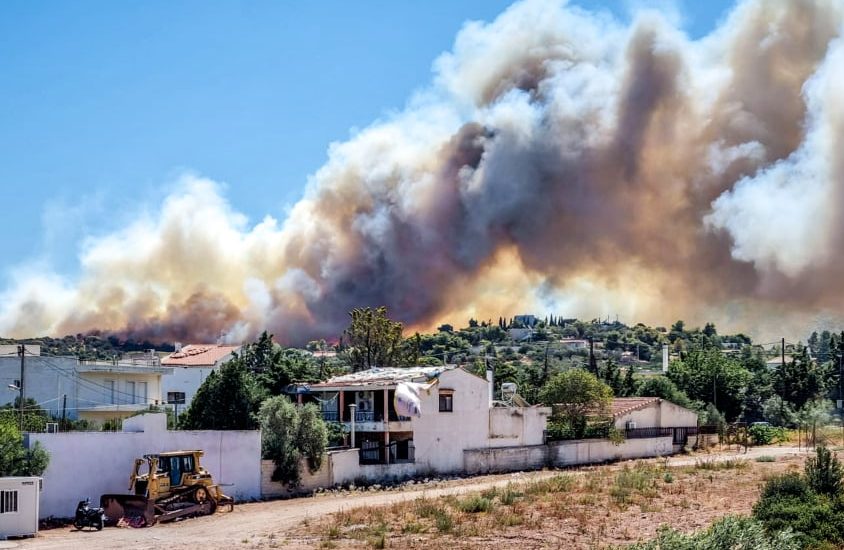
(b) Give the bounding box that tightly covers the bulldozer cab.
[156,452,197,488]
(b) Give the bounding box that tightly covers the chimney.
[662,344,669,373]
[486,368,494,408]
[174,342,182,353]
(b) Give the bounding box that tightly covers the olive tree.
[258,397,328,485]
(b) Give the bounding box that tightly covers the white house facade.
[306,366,551,474]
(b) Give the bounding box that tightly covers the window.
[127,381,136,405]
[0,490,18,514]
[167,392,186,405]
[439,391,453,412]
[139,382,148,404]
[106,380,115,404]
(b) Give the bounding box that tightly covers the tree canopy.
[343,307,413,371]
[539,369,612,438]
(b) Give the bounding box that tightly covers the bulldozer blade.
[100,494,156,527]
[156,501,214,523]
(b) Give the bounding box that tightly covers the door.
[169,457,182,487]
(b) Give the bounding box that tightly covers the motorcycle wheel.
[96,517,104,531]
[73,520,84,531]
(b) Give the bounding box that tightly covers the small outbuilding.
[0,477,41,539]
[611,397,699,450]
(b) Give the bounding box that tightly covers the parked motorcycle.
[74,498,105,531]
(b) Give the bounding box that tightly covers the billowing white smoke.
[707,36,844,277]
[1,0,843,344]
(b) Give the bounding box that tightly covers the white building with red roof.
[161,344,241,411]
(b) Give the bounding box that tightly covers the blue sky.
[0,0,735,273]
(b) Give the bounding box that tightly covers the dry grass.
[293,456,803,549]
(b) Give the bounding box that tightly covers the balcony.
[321,409,411,422]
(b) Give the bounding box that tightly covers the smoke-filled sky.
[2,0,843,344]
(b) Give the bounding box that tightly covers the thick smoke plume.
[2,0,844,344]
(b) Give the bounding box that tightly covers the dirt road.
[18,445,805,550]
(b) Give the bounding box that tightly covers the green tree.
[635,376,693,408]
[258,397,328,485]
[257,348,320,396]
[344,307,408,371]
[539,370,612,439]
[668,346,750,421]
[0,420,49,476]
[621,367,637,397]
[773,349,826,410]
[179,359,263,430]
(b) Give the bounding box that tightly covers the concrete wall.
[331,449,362,486]
[660,400,698,427]
[356,462,418,483]
[26,413,261,518]
[463,436,674,475]
[464,445,548,475]
[261,457,332,498]
[550,436,673,466]
[489,407,548,446]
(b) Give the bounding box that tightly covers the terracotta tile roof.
[610,397,661,418]
[161,344,240,367]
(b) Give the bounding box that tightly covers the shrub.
[524,474,575,496]
[694,458,747,471]
[434,510,453,533]
[755,455,776,463]
[611,463,659,505]
[457,496,493,513]
[623,515,800,550]
[754,473,844,547]
[749,424,778,446]
[499,484,523,505]
[805,446,844,497]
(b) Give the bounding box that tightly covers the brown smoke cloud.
[2,0,844,344]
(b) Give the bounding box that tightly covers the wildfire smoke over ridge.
[2,0,844,344]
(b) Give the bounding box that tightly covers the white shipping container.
[0,477,41,539]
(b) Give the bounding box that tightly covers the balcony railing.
[321,410,411,424]
[355,411,375,423]
[321,410,339,422]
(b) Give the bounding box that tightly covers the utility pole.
[61,394,67,431]
[839,352,843,447]
[543,342,549,384]
[17,345,25,433]
[780,338,786,421]
[782,338,786,367]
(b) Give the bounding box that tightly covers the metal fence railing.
[624,427,673,439]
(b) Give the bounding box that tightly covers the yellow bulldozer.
[100,450,234,526]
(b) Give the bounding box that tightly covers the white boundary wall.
[26,414,261,518]
[464,436,675,475]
